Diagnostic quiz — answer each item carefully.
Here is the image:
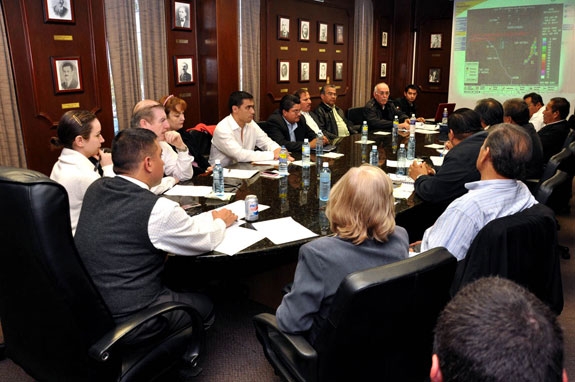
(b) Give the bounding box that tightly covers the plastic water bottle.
[392,116,399,153]
[442,108,448,124]
[212,159,224,196]
[319,162,331,201]
[302,138,310,168]
[361,120,368,142]
[410,113,416,130]
[278,146,288,176]
[397,144,407,175]
[316,130,324,157]
[369,145,379,166]
[407,126,416,161]
[361,144,367,163]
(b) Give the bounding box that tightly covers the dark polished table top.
[168,130,446,258]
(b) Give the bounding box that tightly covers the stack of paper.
[320,152,344,159]
[355,140,376,144]
[393,183,414,199]
[164,185,212,197]
[214,226,266,255]
[374,131,391,136]
[252,217,318,245]
[217,169,259,179]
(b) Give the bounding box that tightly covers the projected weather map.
[464,4,563,91]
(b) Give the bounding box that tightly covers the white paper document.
[216,200,270,220]
[164,185,212,197]
[424,143,444,149]
[252,160,279,166]
[393,183,415,199]
[217,169,259,179]
[320,152,345,159]
[386,160,397,167]
[291,160,315,167]
[420,124,439,131]
[355,140,376,144]
[415,129,439,135]
[252,217,318,245]
[429,156,445,167]
[214,226,266,256]
[374,131,391,135]
[388,173,414,184]
[205,192,235,200]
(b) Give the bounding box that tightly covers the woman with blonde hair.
[159,94,211,176]
[276,164,409,343]
[50,110,113,235]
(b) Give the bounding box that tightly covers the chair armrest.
[253,313,317,360]
[88,302,203,362]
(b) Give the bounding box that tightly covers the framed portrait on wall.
[317,61,328,81]
[278,16,290,40]
[429,68,441,83]
[430,33,442,49]
[334,61,343,81]
[318,22,328,43]
[299,19,310,42]
[381,32,388,47]
[173,1,192,31]
[299,61,310,82]
[380,62,387,78]
[52,57,83,93]
[43,0,75,23]
[175,56,194,85]
[334,24,344,44]
[278,60,290,83]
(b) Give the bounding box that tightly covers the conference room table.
[163,128,447,304]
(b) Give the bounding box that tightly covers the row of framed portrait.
[377,62,441,84]
[380,31,443,49]
[278,17,345,44]
[278,60,344,83]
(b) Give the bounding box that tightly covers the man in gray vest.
[75,128,236,368]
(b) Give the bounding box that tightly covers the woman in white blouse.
[50,110,113,235]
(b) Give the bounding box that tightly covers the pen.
[440,147,446,157]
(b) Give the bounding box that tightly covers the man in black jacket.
[364,82,409,131]
[266,94,326,151]
[314,84,357,139]
[395,84,424,119]
[539,97,571,162]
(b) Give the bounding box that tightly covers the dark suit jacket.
[314,103,356,139]
[179,72,192,82]
[394,97,417,117]
[538,119,570,163]
[414,131,487,203]
[265,111,317,151]
[363,98,408,131]
[521,122,544,179]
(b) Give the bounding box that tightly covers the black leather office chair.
[451,203,563,314]
[346,107,365,126]
[0,166,204,382]
[253,247,457,382]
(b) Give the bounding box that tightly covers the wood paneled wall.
[2,0,114,175]
[260,0,354,121]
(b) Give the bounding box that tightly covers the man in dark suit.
[539,97,571,162]
[474,98,503,130]
[503,98,544,179]
[60,62,79,90]
[314,84,357,139]
[179,63,192,82]
[266,94,327,151]
[395,84,424,119]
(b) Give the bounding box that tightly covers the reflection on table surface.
[167,131,446,257]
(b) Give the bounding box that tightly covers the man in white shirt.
[295,88,322,133]
[132,100,193,193]
[523,92,545,132]
[75,128,236,374]
[209,91,292,166]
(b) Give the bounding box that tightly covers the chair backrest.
[536,170,570,206]
[0,167,119,381]
[452,203,563,314]
[184,129,212,156]
[313,247,457,382]
[346,107,365,126]
[539,146,571,185]
[563,128,575,148]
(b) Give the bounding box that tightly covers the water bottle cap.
[281,145,286,149]
[400,144,405,147]
[215,159,221,164]
[304,138,309,143]
[372,145,377,149]
[363,120,367,124]
[323,162,329,168]
[411,114,415,117]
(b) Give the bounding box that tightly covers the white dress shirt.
[50,148,114,235]
[530,107,545,132]
[117,175,227,256]
[160,140,193,181]
[209,114,281,166]
[302,112,320,133]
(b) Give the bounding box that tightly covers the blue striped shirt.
[420,179,537,261]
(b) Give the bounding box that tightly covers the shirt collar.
[465,179,518,190]
[229,114,244,130]
[116,175,150,190]
[282,116,297,128]
[323,102,335,110]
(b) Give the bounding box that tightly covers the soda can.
[245,195,259,221]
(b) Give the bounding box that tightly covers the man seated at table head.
[266,94,328,152]
[409,108,487,204]
[539,97,571,163]
[431,277,567,382]
[503,98,544,179]
[294,88,322,133]
[131,100,193,194]
[314,84,358,139]
[474,98,503,130]
[74,128,236,360]
[419,123,537,261]
[523,92,545,132]
[210,91,292,166]
[395,84,425,120]
[363,82,410,131]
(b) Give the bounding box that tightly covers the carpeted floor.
[1,186,575,381]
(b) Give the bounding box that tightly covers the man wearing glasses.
[364,82,409,131]
[314,84,357,139]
